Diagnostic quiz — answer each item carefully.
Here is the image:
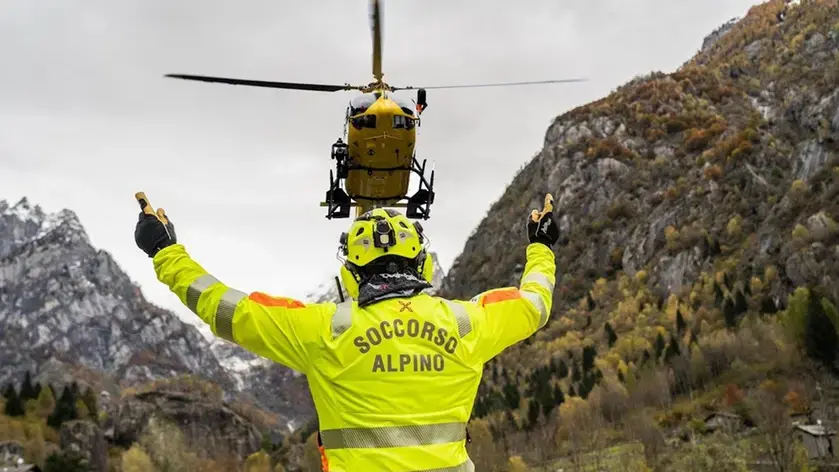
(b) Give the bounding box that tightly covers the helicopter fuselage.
[343,91,418,212]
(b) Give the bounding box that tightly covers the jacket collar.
[356,271,432,307]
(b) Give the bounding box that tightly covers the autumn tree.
[557,397,604,468]
[23,421,46,467]
[81,387,98,418]
[624,410,665,467]
[747,381,810,472]
[139,416,199,472]
[507,455,528,472]
[35,384,56,419]
[724,384,744,407]
[669,433,749,471]
[122,446,156,472]
[245,451,272,472]
[467,418,503,471]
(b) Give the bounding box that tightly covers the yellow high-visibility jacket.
[153,242,556,471]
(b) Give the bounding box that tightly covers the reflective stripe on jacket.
[153,242,556,471]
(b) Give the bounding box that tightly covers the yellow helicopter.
[164,0,586,220]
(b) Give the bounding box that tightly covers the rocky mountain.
[441,0,839,309]
[435,0,839,466]
[0,197,317,429]
[0,197,235,391]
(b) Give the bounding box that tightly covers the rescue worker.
[133,193,559,471]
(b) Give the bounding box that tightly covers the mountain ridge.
[0,197,319,429]
[436,0,839,467]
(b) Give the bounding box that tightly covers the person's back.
[133,193,560,471]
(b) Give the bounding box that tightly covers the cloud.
[1,0,758,325]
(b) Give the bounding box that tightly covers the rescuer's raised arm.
[152,244,329,374]
[132,193,327,374]
[464,194,559,363]
[467,242,556,363]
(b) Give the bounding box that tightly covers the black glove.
[527,195,560,248]
[134,194,176,257]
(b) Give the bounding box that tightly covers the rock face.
[59,420,108,472]
[440,0,839,326]
[699,17,740,54]
[0,198,318,430]
[104,390,262,460]
[0,198,236,393]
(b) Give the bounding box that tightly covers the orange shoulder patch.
[480,288,521,305]
[248,292,306,308]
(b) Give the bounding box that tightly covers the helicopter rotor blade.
[370,0,383,81]
[164,74,360,92]
[392,78,588,90]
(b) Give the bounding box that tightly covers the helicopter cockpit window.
[392,95,415,116]
[351,114,377,130]
[392,115,415,130]
[349,92,380,115]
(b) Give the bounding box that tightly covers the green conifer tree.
[20,371,36,401]
[526,398,540,430]
[502,382,520,411]
[3,384,25,417]
[552,384,565,406]
[47,385,79,429]
[654,333,666,360]
[582,345,597,372]
[805,294,839,368]
[558,359,569,379]
[723,297,738,327]
[604,322,618,347]
[676,310,686,335]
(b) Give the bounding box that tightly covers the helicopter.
[164,0,586,220]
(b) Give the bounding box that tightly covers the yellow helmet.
[338,208,433,299]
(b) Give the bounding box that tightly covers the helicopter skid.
[322,155,435,220]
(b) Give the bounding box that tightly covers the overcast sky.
[1,0,759,330]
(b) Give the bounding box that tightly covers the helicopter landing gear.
[406,157,434,219]
[324,169,351,219]
[324,139,351,219]
[321,139,435,220]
